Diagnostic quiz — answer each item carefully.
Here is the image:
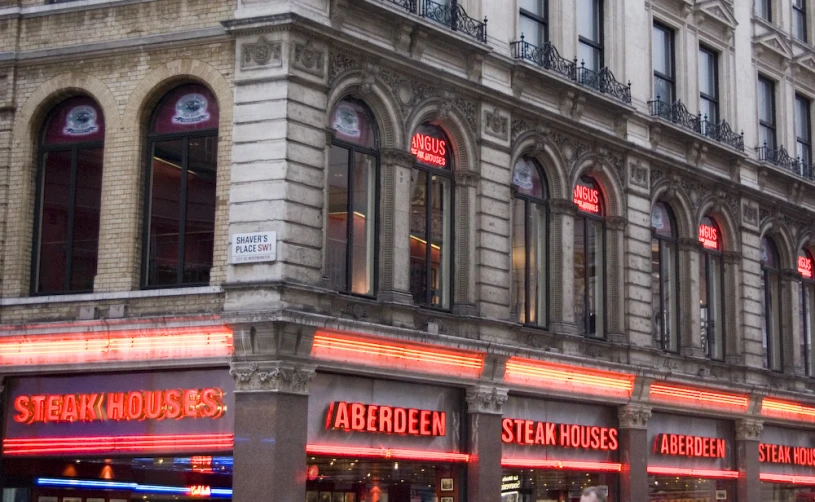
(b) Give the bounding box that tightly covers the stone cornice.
[229,360,316,395]
[466,385,509,415]
[618,404,651,430]
[735,418,763,441]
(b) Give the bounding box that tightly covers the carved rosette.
[618,405,651,430]
[229,361,316,395]
[292,40,325,77]
[483,108,509,141]
[241,36,282,70]
[735,419,763,441]
[466,386,509,415]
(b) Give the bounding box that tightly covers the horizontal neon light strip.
[760,473,815,485]
[761,398,815,422]
[4,434,233,455]
[647,466,740,479]
[305,444,469,463]
[501,458,622,472]
[0,326,233,366]
[312,332,484,374]
[505,357,635,395]
[37,478,232,498]
[650,383,749,409]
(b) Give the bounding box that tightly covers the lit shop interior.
[500,469,617,502]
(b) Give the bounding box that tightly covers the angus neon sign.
[800,255,813,278]
[411,133,447,167]
[573,185,600,214]
[699,224,719,250]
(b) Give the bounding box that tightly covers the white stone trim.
[0,286,223,306]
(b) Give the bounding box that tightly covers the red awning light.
[647,466,740,479]
[504,357,635,398]
[311,331,484,378]
[760,473,815,485]
[3,433,234,456]
[761,398,815,422]
[305,444,469,463]
[501,458,622,472]
[649,383,749,410]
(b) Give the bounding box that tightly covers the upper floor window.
[799,249,815,376]
[758,76,777,151]
[651,202,678,353]
[512,157,548,326]
[761,237,783,371]
[327,99,378,296]
[653,22,675,104]
[757,0,772,21]
[578,0,603,72]
[520,0,548,46]
[409,124,452,309]
[143,84,219,288]
[699,47,719,126]
[796,94,812,169]
[794,0,807,41]
[699,216,725,360]
[33,96,105,294]
[573,177,604,338]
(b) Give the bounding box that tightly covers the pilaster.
[678,238,704,357]
[606,216,628,342]
[782,269,803,374]
[735,419,763,502]
[549,198,578,334]
[379,148,416,304]
[618,404,651,502]
[723,251,744,365]
[453,170,480,315]
[465,385,508,502]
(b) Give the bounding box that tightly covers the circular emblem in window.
[333,104,361,138]
[512,161,533,190]
[63,106,99,136]
[173,94,210,124]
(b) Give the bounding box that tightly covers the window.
[511,157,548,326]
[143,84,218,287]
[699,47,719,127]
[651,203,679,352]
[327,99,378,296]
[757,0,772,21]
[520,0,548,46]
[573,177,604,338]
[761,237,783,371]
[758,76,777,151]
[794,0,807,41]
[796,94,811,171]
[800,249,815,376]
[409,124,452,309]
[653,23,675,104]
[578,0,603,72]
[33,96,105,294]
[699,216,725,360]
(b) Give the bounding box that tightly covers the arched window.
[327,99,378,296]
[512,156,548,326]
[143,84,219,287]
[699,216,724,360]
[33,96,105,294]
[799,249,815,376]
[651,202,678,352]
[761,237,783,371]
[573,176,604,338]
[409,124,452,308]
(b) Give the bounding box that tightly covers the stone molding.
[723,251,741,265]
[229,361,316,395]
[735,418,763,441]
[549,198,577,215]
[381,148,415,166]
[618,404,651,430]
[606,216,627,231]
[678,237,703,252]
[466,385,509,415]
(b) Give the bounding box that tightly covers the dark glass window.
[761,237,783,371]
[33,96,105,294]
[758,76,777,151]
[757,0,771,21]
[799,249,815,376]
[796,94,811,171]
[409,124,452,309]
[699,216,725,360]
[794,0,807,41]
[511,157,548,326]
[653,23,675,104]
[520,0,548,46]
[144,84,219,287]
[573,177,604,338]
[578,0,603,72]
[327,99,378,296]
[699,47,719,126]
[651,202,679,352]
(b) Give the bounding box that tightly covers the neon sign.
[800,255,813,278]
[760,443,815,466]
[654,433,726,459]
[411,133,447,167]
[13,388,225,424]
[325,402,446,437]
[573,185,600,213]
[189,485,212,497]
[501,418,618,451]
[699,224,719,250]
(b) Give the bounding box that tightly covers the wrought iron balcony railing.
[648,98,745,152]
[756,144,814,179]
[379,0,487,43]
[511,37,632,105]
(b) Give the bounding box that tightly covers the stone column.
[465,385,508,502]
[782,269,803,374]
[229,361,315,502]
[618,404,651,502]
[549,198,578,334]
[678,238,704,357]
[735,419,763,502]
[378,149,416,305]
[606,216,628,343]
[453,171,480,316]
[723,251,743,365]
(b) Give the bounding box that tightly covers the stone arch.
[796,229,815,257]
[759,218,795,270]
[510,131,569,200]
[697,197,741,254]
[651,180,694,240]
[326,72,404,150]
[405,99,477,175]
[570,152,625,218]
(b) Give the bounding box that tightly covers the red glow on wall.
[305,444,469,462]
[649,383,749,410]
[0,326,233,367]
[501,458,622,472]
[699,224,720,250]
[311,331,485,378]
[801,256,813,278]
[654,433,727,459]
[761,473,815,485]
[573,185,600,214]
[761,398,815,423]
[189,485,211,497]
[501,418,618,451]
[326,402,446,437]
[647,466,739,479]
[411,133,447,167]
[3,433,233,456]
[504,357,635,398]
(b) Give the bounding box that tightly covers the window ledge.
[0,286,223,306]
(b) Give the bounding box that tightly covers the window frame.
[651,203,680,354]
[578,0,604,71]
[653,21,676,104]
[800,249,815,377]
[520,0,549,45]
[796,93,812,170]
[794,0,808,42]
[699,45,720,125]
[758,75,777,150]
[574,177,606,339]
[761,237,783,372]
[700,217,726,361]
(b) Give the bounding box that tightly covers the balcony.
[510,36,631,105]
[756,145,814,180]
[648,98,745,152]
[380,0,487,43]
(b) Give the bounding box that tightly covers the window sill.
[0,286,223,306]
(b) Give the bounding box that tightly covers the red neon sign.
[3,433,234,455]
[801,256,813,278]
[761,473,815,485]
[305,444,469,462]
[699,223,719,250]
[13,388,225,424]
[504,357,635,399]
[502,458,622,472]
[654,433,727,459]
[411,133,447,167]
[573,185,600,214]
[501,418,618,451]
[326,402,445,437]
[762,398,815,423]
[647,466,739,479]
[189,485,211,497]
[760,443,815,466]
[649,383,749,410]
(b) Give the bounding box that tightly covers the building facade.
[4,0,815,501]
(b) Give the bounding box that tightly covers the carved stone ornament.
[743,204,758,225]
[629,161,649,188]
[735,419,763,441]
[229,361,316,394]
[292,40,325,78]
[466,386,509,415]
[241,36,282,70]
[484,107,509,141]
[618,405,651,429]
